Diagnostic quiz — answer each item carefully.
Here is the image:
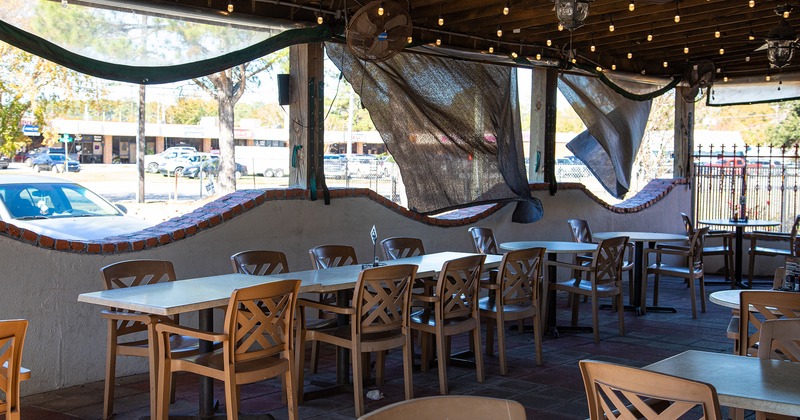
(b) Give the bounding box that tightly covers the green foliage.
[166,98,217,125]
[766,101,800,147]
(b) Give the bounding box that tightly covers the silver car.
[0,175,152,240]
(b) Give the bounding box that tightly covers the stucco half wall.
[0,181,691,395]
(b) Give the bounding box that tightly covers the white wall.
[0,185,693,395]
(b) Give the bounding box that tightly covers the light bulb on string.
[715,26,721,38]
[674,2,680,23]
[749,0,754,7]
[436,38,441,46]
[609,16,615,32]
[317,15,323,24]
[719,46,725,55]
[590,33,596,52]
[558,23,564,31]
[438,16,444,26]
[629,0,635,11]
[503,1,509,15]
[497,27,503,37]
[227,0,234,13]
[547,37,552,47]
[596,65,603,72]
[627,51,633,59]
[647,33,653,42]
[724,75,729,82]
[746,56,751,62]
[511,51,518,58]
[663,59,668,67]
[766,74,771,81]
[536,52,542,60]
[407,36,413,44]
[612,62,617,70]
[378,2,384,16]
[61,0,68,7]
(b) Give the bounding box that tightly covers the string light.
[317,14,323,24]
[590,33,596,52]
[596,65,603,72]
[436,38,441,46]
[547,38,552,46]
[378,1,384,16]
[715,24,721,38]
[749,0,755,7]
[647,23,653,41]
[61,0,68,7]
[438,5,444,26]
[503,1,510,15]
[766,74,771,81]
[785,8,792,18]
[558,23,564,31]
[489,45,494,53]
[497,26,503,37]
[227,0,234,13]
[749,24,756,41]
[511,51,518,58]
[609,16,615,32]
[612,62,617,70]
[746,56,751,62]
[684,37,689,54]
[536,52,542,60]
[719,46,725,55]
[627,51,633,59]
[674,2,680,23]
[407,36,413,44]
[629,0,635,11]
[663,60,668,67]
[724,75,729,82]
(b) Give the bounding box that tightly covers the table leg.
[608,241,676,315]
[734,226,747,289]
[198,308,216,418]
[302,290,354,402]
[545,253,592,337]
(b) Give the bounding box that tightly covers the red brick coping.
[1,178,685,253]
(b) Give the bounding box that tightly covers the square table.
[78,251,501,418]
[644,350,800,417]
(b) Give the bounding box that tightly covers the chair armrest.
[644,248,689,258]
[297,298,355,315]
[155,322,226,343]
[655,243,689,251]
[101,310,156,324]
[750,231,791,241]
[707,230,734,238]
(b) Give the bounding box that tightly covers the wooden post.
[289,43,324,189]
[528,68,548,183]
[544,69,559,194]
[674,87,695,179]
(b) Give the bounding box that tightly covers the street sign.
[59,134,73,143]
[22,125,39,136]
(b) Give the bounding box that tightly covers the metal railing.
[692,144,800,232]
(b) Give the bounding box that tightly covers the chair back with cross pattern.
[0,319,27,420]
[591,236,628,288]
[738,291,800,356]
[352,264,417,336]
[567,219,593,244]
[381,237,425,260]
[434,254,485,321]
[497,248,545,308]
[231,250,289,276]
[688,227,709,272]
[467,227,498,255]
[580,360,722,420]
[757,319,800,362]
[223,279,300,361]
[309,245,358,269]
[101,259,179,327]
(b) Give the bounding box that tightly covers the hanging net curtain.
[559,73,653,198]
[326,43,543,223]
[0,0,330,84]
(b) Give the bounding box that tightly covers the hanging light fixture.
[674,1,681,23]
[749,23,756,41]
[629,0,635,12]
[749,0,755,7]
[609,15,615,32]
[552,0,592,31]
[647,23,653,41]
[590,33,596,52]
[766,18,798,68]
[611,61,617,70]
[719,45,725,55]
[684,36,689,54]
[503,1,510,15]
[497,26,503,37]
[378,1,385,16]
[227,0,234,13]
[715,21,721,38]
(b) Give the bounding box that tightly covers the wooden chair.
[381,237,426,260]
[100,259,204,420]
[566,219,634,302]
[155,279,301,420]
[479,247,545,373]
[297,264,417,417]
[0,319,30,420]
[726,267,787,353]
[579,360,722,420]
[230,249,289,275]
[356,395,526,420]
[410,254,486,395]
[644,227,709,319]
[547,236,628,343]
[682,213,735,286]
[737,291,800,357]
[467,227,499,255]
[758,318,800,362]
[306,245,358,374]
[748,214,800,286]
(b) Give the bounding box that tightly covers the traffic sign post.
[59,134,72,173]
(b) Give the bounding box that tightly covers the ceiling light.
[317,15,323,24]
[627,51,633,59]
[438,16,444,26]
[647,33,653,41]
[684,46,689,54]
[749,0,755,7]
[612,62,617,70]
[227,0,234,13]
[536,53,542,60]
[767,18,797,68]
[378,1,384,16]
[715,26,721,38]
[609,16,615,32]
[663,60,668,67]
[558,23,565,31]
[590,33,596,51]
[511,52,518,58]
[547,38,553,46]
[407,36,413,44]
[503,2,510,15]
[766,74,772,81]
[720,46,725,55]
[489,45,494,53]
[724,75,729,82]
[596,65,603,72]
[497,27,503,37]
[436,38,441,46]
[629,0,635,11]
[553,0,592,31]
[674,2,681,23]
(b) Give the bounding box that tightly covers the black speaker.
[277,74,290,105]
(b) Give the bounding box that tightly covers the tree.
[766,101,800,147]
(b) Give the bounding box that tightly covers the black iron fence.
[693,144,800,231]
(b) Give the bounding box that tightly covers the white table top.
[593,231,687,243]
[78,251,501,316]
[644,350,800,416]
[709,290,742,310]
[699,219,780,228]
[498,241,597,253]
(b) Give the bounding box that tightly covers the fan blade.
[754,43,768,52]
[383,14,408,31]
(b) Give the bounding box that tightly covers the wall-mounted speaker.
[277,74,290,105]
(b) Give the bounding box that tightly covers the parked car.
[0,156,9,169]
[324,154,348,179]
[0,175,152,240]
[144,146,197,173]
[181,157,247,179]
[31,153,81,173]
[19,147,67,166]
[346,155,380,178]
[158,153,212,177]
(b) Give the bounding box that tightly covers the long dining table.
[78,251,502,419]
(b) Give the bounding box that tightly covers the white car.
[144,146,197,173]
[0,175,152,240]
[158,153,212,177]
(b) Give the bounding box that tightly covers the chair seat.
[308,325,407,351]
[411,312,478,332]
[0,362,30,381]
[551,279,621,295]
[477,297,537,318]
[703,245,732,255]
[181,348,289,376]
[750,246,792,256]
[646,264,703,277]
[118,334,206,356]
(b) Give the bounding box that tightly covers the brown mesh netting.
[326,43,543,223]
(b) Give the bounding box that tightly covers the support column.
[544,69,559,194]
[674,88,695,179]
[103,135,113,164]
[528,68,548,183]
[289,43,324,189]
[202,138,212,153]
[155,136,165,154]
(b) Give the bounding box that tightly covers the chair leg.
[284,350,298,420]
[295,325,307,404]
[403,331,414,401]
[699,274,707,313]
[352,343,365,418]
[496,314,507,376]
[472,324,484,383]
[155,347,171,420]
[653,273,661,306]
[420,331,431,373]
[617,293,625,338]
[436,331,448,394]
[592,296,600,344]
[748,249,757,288]
[688,276,698,319]
[376,351,386,385]
[310,341,320,374]
[223,372,239,420]
[570,293,580,326]
[485,318,495,358]
[533,312,543,366]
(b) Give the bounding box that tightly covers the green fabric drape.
[0,19,332,84]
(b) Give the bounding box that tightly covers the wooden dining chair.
[0,319,30,420]
[547,236,628,343]
[381,237,426,260]
[410,254,486,395]
[230,249,289,275]
[644,227,709,319]
[579,360,722,420]
[737,291,800,357]
[297,264,417,417]
[155,279,301,420]
[479,247,545,373]
[355,395,526,420]
[758,318,800,362]
[726,267,787,353]
[306,245,358,374]
[680,213,735,286]
[467,227,499,255]
[748,214,800,286]
[99,259,204,420]
[566,219,634,302]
